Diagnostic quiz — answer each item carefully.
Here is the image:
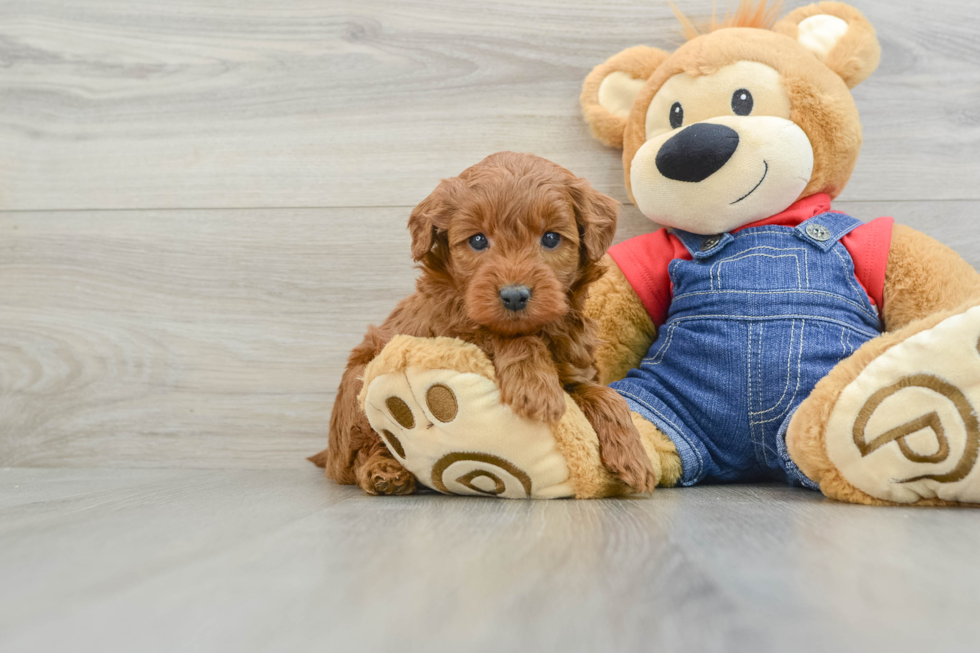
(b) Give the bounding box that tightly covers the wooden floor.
[4,469,980,653]
[2,1,980,651]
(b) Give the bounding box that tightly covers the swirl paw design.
[827,306,980,503]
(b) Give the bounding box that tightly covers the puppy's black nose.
[499,285,531,312]
[656,123,739,183]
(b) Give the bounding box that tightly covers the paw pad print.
[827,306,980,503]
[425,383,458,422]
[379,429,405,459]
[385,396,414,429]
[360,362,576,499]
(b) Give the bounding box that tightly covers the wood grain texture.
[1,0,979,211]
[0,207,418,467]
[2,201,979,469]
[1,469,979,653]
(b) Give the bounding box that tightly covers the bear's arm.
[584,255,657,385]
[882,224,980,332]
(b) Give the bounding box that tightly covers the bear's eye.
[732,89,754,116]
[669,102,684,129]
[468,233,489,251]
[541,232,561,249]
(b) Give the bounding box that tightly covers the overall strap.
[794,212,863,252]
[673,211,866,259]
[671,229,735,260]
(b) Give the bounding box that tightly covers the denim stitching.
[750,319,795,417]
[665,314,879,338]
[747,322,755,456]
[714,252,804,290]
[756,321,767,462]
[710,245,810,290]
[840,326,854,357]
[733,229,795,239]
[734,215,856,243]
[756,322,764,420]
[653,323,676,364]
[755,320,805,426]
[715,243,809,256]
[747,322,767,464]
[711,247,806,290]
[831,245,874,312]
[641,322,677,367]
[671,289,878,323]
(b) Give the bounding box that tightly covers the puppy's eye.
[468,233,489,251]
[731,89,753,116]
[541,232,561,249]
[669,102,684,129]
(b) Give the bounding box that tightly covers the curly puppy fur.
[311,152,656,495]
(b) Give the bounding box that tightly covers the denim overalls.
[609,212,883,487]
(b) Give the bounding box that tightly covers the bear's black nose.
[656,123,740,183]
[499,285,531,312]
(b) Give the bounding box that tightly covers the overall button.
[701,235,722,251]
[806,223,832,242]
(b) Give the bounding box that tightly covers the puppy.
[312,152,656,495]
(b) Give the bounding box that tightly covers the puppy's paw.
[356,456,417,496]
[499,376,567,424]
[597,421,658,494]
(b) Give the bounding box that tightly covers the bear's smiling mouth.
[730,161,769,205]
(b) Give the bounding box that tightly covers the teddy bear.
[347,1,980,506]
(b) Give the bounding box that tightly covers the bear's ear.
[774,2,881,88]
[581,46,670,148]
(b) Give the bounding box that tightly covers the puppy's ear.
[568,178,620,262]
[408,178,459,261]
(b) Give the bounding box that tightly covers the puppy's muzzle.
[499,285,531,312]
[656,123,740,183]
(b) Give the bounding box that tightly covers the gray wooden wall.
[2,0,979,469]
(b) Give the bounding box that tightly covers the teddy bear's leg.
[630,412,683,487]
[787,300,980,506]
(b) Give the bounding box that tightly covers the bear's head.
[581,1,880,235]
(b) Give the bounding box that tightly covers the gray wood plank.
[1,468,978,653]
[2,201,979,469]
[0,0,978,211]
[0,207,417,468]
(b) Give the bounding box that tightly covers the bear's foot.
[789,303,980,505]
[359,335,641,499]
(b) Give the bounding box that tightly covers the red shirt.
[608,194,894,327]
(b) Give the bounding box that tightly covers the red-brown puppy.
[311,152,656,495]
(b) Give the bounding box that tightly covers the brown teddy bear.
[336,1,980,506]
[578,0,980,505]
